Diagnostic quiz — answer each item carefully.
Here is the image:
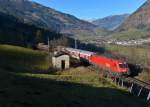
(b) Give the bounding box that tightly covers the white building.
[52,54,70,70]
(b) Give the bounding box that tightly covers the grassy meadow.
[0,45,50,72]
[0,44,149,107]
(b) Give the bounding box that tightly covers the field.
[0,44,149,107]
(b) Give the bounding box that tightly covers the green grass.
[0,67,149,107]
[0,44,50,72]
[0,44,149,107]
[18,67,116,88]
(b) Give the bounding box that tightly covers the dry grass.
[136,73,150,83]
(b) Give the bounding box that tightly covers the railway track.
[114,77,150,102]
[126,77,150,90]
[87,66,150,102]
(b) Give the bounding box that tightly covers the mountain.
[0,11,63,46]
[92,14,129,31]
[118,0,150,31]
[108,0,150,41]
[84,19,96,23]
[0,0,97,38]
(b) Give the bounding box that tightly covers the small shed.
[52,54,70,70]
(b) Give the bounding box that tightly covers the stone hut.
[52,54,70,70]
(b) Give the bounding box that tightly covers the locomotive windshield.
[119,63,128,68]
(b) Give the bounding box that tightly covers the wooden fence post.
[138,87,143,97]
[147,91,150,101]
[121,79,124,88]
[118,78,120,86]
[130,83,134,93]
[115,77,117,85]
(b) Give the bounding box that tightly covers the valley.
[0,0,150,106]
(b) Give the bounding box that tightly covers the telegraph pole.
[75,38,77,49]
[48,36,51,68]
[48,36,50,52]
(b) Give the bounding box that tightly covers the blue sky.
[32,0,146,20]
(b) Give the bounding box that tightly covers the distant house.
[37,43,49,51]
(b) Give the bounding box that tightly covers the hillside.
[119,0,150,30]
[108,0,150,41]
[0,45,50,72]
[0,44,149,107]
[0,12,63,46]
[92,14,129,31]
[109,28,150,40]
[0,0,98,39]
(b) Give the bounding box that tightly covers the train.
[62,47,130,76]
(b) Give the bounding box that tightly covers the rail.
[88,66,150,102]
[112,77,150,102]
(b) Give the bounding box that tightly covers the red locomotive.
[63,47,130,76]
